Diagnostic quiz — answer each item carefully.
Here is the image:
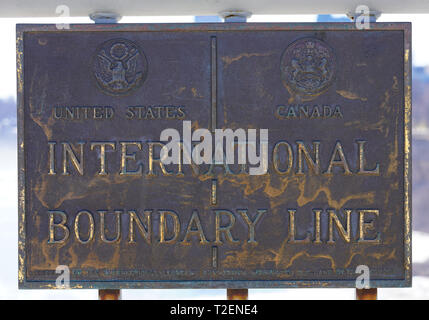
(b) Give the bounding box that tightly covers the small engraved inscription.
[276,104,343,119]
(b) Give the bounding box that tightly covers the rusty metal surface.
[17,23,411,289]
[99,289,121,300]
[227,289,249,300]
[356,288,378,300]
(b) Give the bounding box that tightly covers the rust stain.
[221,52,273,67]
[279,250,337,271]
[336,90,367,101]
[296,183,375,210]
[191,87,203,98]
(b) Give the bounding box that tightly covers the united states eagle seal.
[93,38,147,95]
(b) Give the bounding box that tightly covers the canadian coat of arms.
[93,38,147,95]
[281,38,335,99]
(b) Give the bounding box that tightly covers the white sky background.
[0,13,428,299]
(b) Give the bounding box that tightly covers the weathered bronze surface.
[17,23,411,289]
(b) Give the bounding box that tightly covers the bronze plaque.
[18,23,411,289]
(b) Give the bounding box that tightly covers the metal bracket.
[347,9,381,23]
[220,10,252,22]
[89,12,121,24]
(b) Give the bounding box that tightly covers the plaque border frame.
[17,22,411,289]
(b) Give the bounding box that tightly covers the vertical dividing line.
[211,36,217,133]
[212,246,218,268]
[211,179,217,205]
[210,37,218,269]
